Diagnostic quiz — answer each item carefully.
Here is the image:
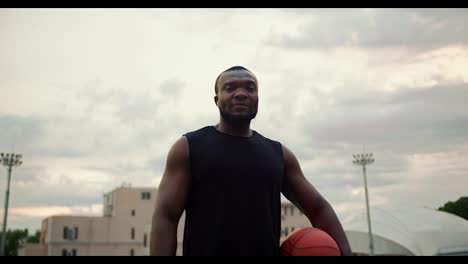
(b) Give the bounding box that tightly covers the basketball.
[280,227,341,256]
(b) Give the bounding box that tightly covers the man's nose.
[234,90,248,100]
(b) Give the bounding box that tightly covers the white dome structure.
[343,207,468,256]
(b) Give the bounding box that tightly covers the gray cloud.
[0,114,44,153]
[159,78,184,98]
[77,77,186,127]
[6,160,156,211]
[114,90,161,125]
[9,173,103,208]
[269,9,468,50]
[12,77,190,162]
[30,117,101,158]
[312,169,400,190]
[0,113,106,160]
[304,83,468,155]
[7,165,45,185]
[0,76,194,214]
[82,156,165,188]
[297,148,407,192]
[269,83,468,200]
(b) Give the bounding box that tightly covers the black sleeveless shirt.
[182,126,285,256]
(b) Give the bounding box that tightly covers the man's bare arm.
[281,145,352,256]
[150,136,191,256]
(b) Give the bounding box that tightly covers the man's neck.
[216,120,252,137]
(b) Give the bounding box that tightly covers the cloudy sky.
[1,8,468,231]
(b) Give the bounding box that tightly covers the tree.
[27,230,40,243]
[4,229,28,256]
[0,228,41,256]
[438,197,468,221]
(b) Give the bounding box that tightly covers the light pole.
[0,153,22,256]
[353,152,374,256]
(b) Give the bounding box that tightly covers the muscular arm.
[281,145,352,256]
[150,136,191,256]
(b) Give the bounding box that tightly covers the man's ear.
[214,96,218,105]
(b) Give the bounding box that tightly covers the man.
[150,66,352,256]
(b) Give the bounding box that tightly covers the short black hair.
[214,66,252,94]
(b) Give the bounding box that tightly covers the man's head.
[214,66,259,124]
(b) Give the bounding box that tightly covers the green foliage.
[438,197,468,221]
[0,228,41,256]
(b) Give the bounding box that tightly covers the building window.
[74,227,79,240]
[131,227,135,240]
[281,227,289,237]
[62,249,67,256]
[63,226,78,240]
[72,249,77,256]
[63,226,69,239]
[141,192,151,200]
[130,249,135,256]
[131,209,135,216]
[144,234,147,247]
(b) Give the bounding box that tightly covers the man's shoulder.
[182,126,214,139]
[254,130,283,148]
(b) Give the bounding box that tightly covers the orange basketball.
[280,227,341,256]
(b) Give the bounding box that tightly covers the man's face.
[215,70,259,124]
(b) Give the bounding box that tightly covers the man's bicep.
[155,136,191,221]
[281,145,325,214]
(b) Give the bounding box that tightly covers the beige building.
[17,243,46,256]
[20,186,158,256]
[20,186,309,256]
[279,202,310,244]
